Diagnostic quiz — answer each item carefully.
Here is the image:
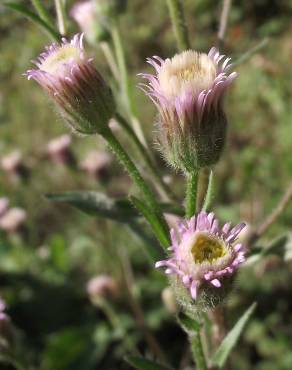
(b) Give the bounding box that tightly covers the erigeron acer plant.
[3,0,291,369]
[24,31,248,369]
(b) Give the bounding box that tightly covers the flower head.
[26,34,115,135]
[70,1,109,43]
[156,211,246,309]
[140,48,238,172]
[70,0,127,43]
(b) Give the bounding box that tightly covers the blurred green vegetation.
[0,0,292,369]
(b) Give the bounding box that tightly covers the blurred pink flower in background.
[80,150,112,178]
[0,198,9,217]
[1,150,22,174]
[0,207,27,233]
[87,275,118,301]
[0,296,13,352]
[1,150,29,181]
[47,134,75,166]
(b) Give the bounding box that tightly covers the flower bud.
[140,48,238,172]
[156,211,246,311]
[70,0,127,44]
[70,1,110,44]
[26,34,115,135]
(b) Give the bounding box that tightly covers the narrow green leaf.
[46,191,183,222]
[126,356,172,370]
[212,302,257,368]
[177,311,201,334]
[130,196,169,248]
[46,191,137,222]
[3,2,60,41]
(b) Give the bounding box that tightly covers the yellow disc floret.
[40,45,82,76]
[191,233,227,264]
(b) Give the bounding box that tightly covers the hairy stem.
[185,171,199,218]
[115,113,178,202]
[202,169,214,212]
[100,41,120,83]
[189,331,208,370]
[54,0,66,35]
[111,23,148,149]
[101,129,170,247]
[166,0,190,51]
[118,246,168,363]
[248,182,292,245]
[217,0,232,49]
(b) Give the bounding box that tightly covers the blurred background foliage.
[0,0,292,369]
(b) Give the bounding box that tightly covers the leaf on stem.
[3,2,60,41]
[177,311,201,334]
[46,191,137,222]
[46,191,183,222]
[211,302,257,368]
[126,356,172,370]
[130,196,170,248]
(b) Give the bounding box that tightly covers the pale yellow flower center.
[191,233,227,264]
[158,50,217,99]
[40,45,82,76]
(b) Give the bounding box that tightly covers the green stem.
[185,171,198,218]
[111,23,148,149]
[115,113,178,202]
[31,0,54,27]
[202,169,214,212]
[54,0,66,35]
[166,0,190,51]
[190,332,208,370]
[101,129,170,247]
[100,41,120,83]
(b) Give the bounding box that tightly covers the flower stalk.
[54,0,66,35]
[166,0,190,51]
[190,331,208,370]
[111,23,148,149]
[185,171,199,218]
[101,127,170,247]
[115,113,178,202]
